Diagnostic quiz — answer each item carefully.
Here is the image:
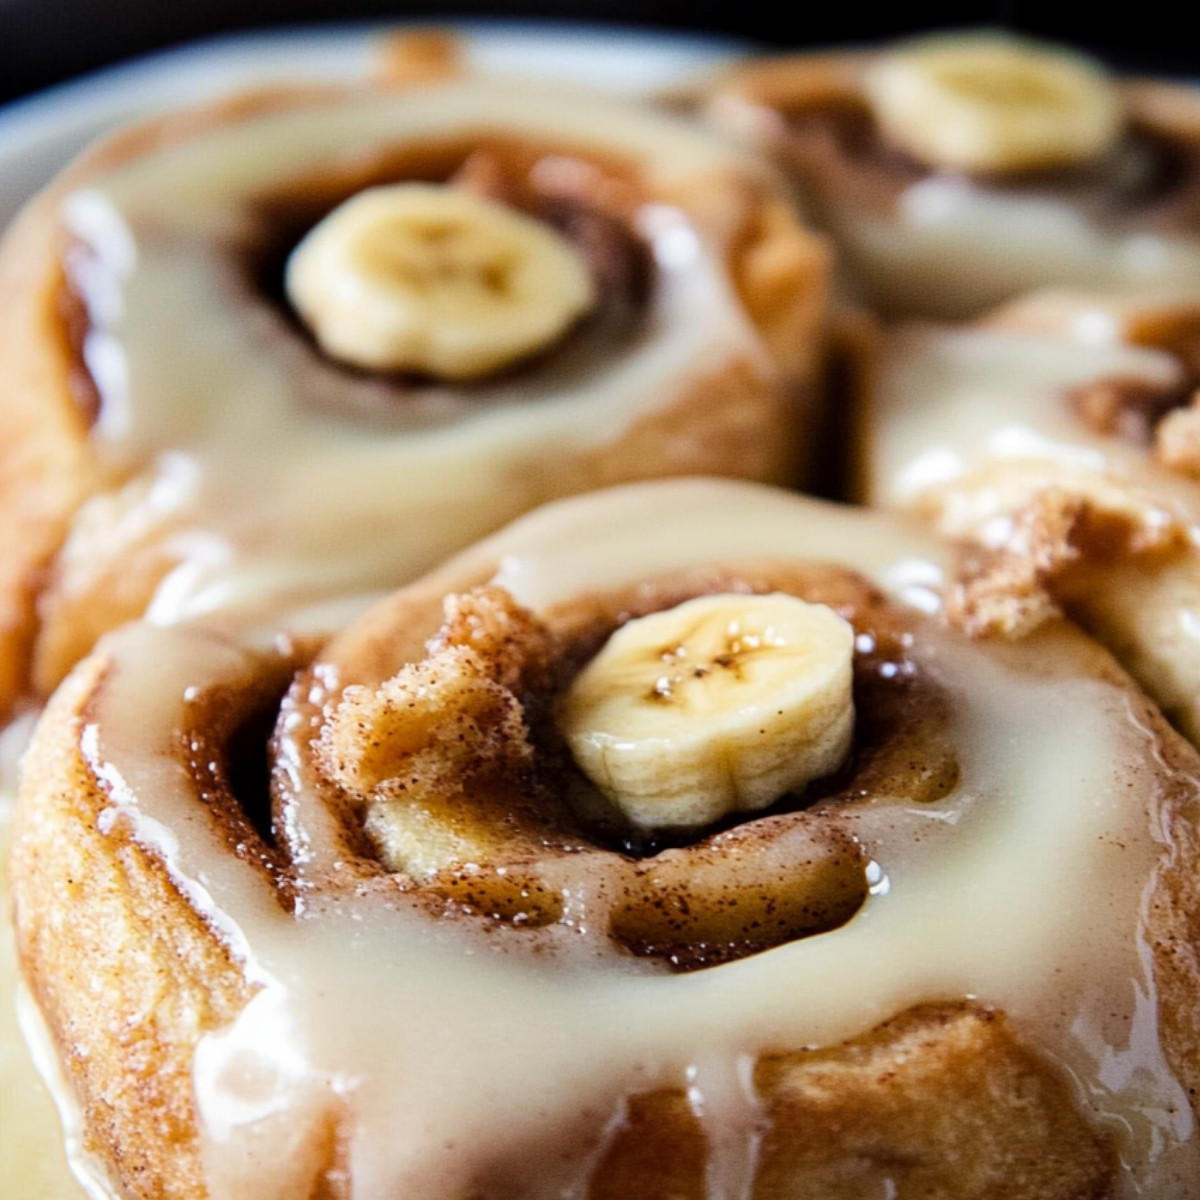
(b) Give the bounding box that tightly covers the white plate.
[0,21,744,230]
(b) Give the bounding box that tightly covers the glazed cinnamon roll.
[13,478,1200,1199]
[0,75,829,723]
[704,32,1200,318]
[860,289,1200,748]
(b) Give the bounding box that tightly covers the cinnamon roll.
[860,288,1200,748]
[0,74,829,723]
[13,478,1200,1198]
[704,32,1200,318]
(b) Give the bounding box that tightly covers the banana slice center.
[353,219,518,306]
[286,183,597,380]
[559,592,855,831]
[865,35,1123,174]
[938,65,1066,108]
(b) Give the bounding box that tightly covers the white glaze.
[866,315,1198,523]
[838,179,1200,318]
[55,480,1200,1198]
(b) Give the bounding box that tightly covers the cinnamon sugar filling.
[1069,373,1195,445]
[1064,312,1200,454]
[274,561,959,971]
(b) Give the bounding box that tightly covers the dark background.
[0,1,1195,106]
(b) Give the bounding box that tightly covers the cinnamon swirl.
[13,478,1200,1198]
[704,33,1200,318]
[0,74,829,724]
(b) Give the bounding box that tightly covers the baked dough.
[859,288,1200,749]
[704,42,1200,318]
[0,74,829,724]
[14,478,1200,1199]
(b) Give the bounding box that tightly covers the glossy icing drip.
[867,316,1199,525]
[853,177,1200,316]
[62,482,1200,1198]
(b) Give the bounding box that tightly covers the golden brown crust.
[12,656,254,1199]
[30,506,187,700]
[0,197,96,723]
[1141,714,1200,1112]
[592,1003,1116,1200]
[708,51,869,130]
[586,1088,709,1200]
[945,487,1192,640]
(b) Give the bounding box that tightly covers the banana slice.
[864,34,1123,174]
[558,592,855,831]
[285,183,596,380]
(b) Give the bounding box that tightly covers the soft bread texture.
[13,479,1200,1198]
[752,1004,1114,1200]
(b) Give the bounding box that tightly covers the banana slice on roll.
[0,75,830,723]
[14,479,1200,1199]
[560,592,854,829]
[864,34,1122,174]
[704,34,1200,318]
[286,183,597,378]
